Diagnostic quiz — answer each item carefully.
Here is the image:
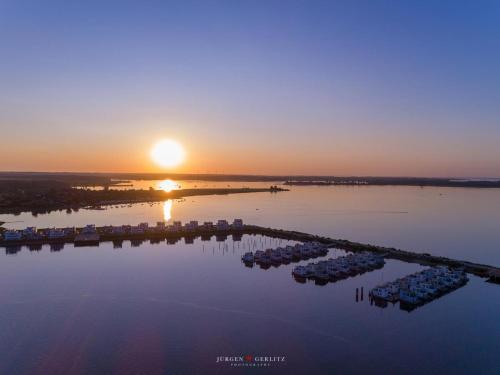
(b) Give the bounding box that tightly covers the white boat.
[421,283,438,296]
[292,266,308,278]
[241,252,254,263]
[300,247,312,257]
[282,251,293,262]
[254,250,264,260]
[305,264,316,276]
[3,231,23,241]
[399,289,420,304]
[314,269,330,281]
[270,251,282,263]
[371,287,392,300]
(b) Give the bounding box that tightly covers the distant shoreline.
[1,171,499,189]
[0,187,286,216]
[1,171,499,184]
[283,179,500,188]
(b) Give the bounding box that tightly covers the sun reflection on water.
[163,200,173,222]
[158,179,180,192]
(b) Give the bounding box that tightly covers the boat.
[371,287,392,300]
[241,252,254,263]
[399,289,420,304]
[270,251,282,263]
[254,250,264,260]
[292,266,308,278]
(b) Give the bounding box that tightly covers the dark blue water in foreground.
[0,235,498,375]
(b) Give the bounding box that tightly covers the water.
[0,237,498,374]
[2,183,500,266]
[1,183,499,374]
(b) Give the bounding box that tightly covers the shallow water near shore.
[0,235,498,374]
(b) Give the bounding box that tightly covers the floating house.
[63,227,76,236]
[48,228,66,239]
[203,221,214,230]
[81,225,97,234]
[130,225,144,234]
[112,225,126,234]
[172,221,183,232]
[232,219,244,229]
[3,230,22,241]
[185,221,199,231]
[216,220,230,231]
[22,227,38,239]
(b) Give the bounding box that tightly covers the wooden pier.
[1,224,499,280]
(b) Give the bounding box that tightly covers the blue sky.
[1,0,499,176]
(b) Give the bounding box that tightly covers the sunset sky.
[1,1,499,177]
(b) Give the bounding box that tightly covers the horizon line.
[0,171,498,180]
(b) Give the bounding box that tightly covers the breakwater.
[1,223,499,280]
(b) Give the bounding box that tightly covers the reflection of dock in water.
[29,244,43,252]
[130,239,143,247]
[50,243,64,252]
[5,245,21,255]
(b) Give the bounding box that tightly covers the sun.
[150,139,185,168]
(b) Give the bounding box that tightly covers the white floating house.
[3,230,22,241]
[48,228,66,239]
[130,225,144,234]
[216,219,230,231]
[185,220,198,231]
[172,221,182,232]
[82,225,97,234]
[63,227,76,235]
[203,221,214,230]
[112,225,125,234]
[23,227,37,238]
[232,219,244,229]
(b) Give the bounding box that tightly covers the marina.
[1,219,500,282]
[291,252,385,285]
[370,266,469,311]
[241,242,329,269]
[1,231,497,374]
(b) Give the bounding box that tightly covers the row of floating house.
[292,252,385,284]
[370,266,468,308]
[241,242,329,266]
[2,226,77,241]
[0,219,245,242]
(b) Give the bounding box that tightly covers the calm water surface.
[2,183,500,265]
[0,236,498,374]
[1,183,499,374]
